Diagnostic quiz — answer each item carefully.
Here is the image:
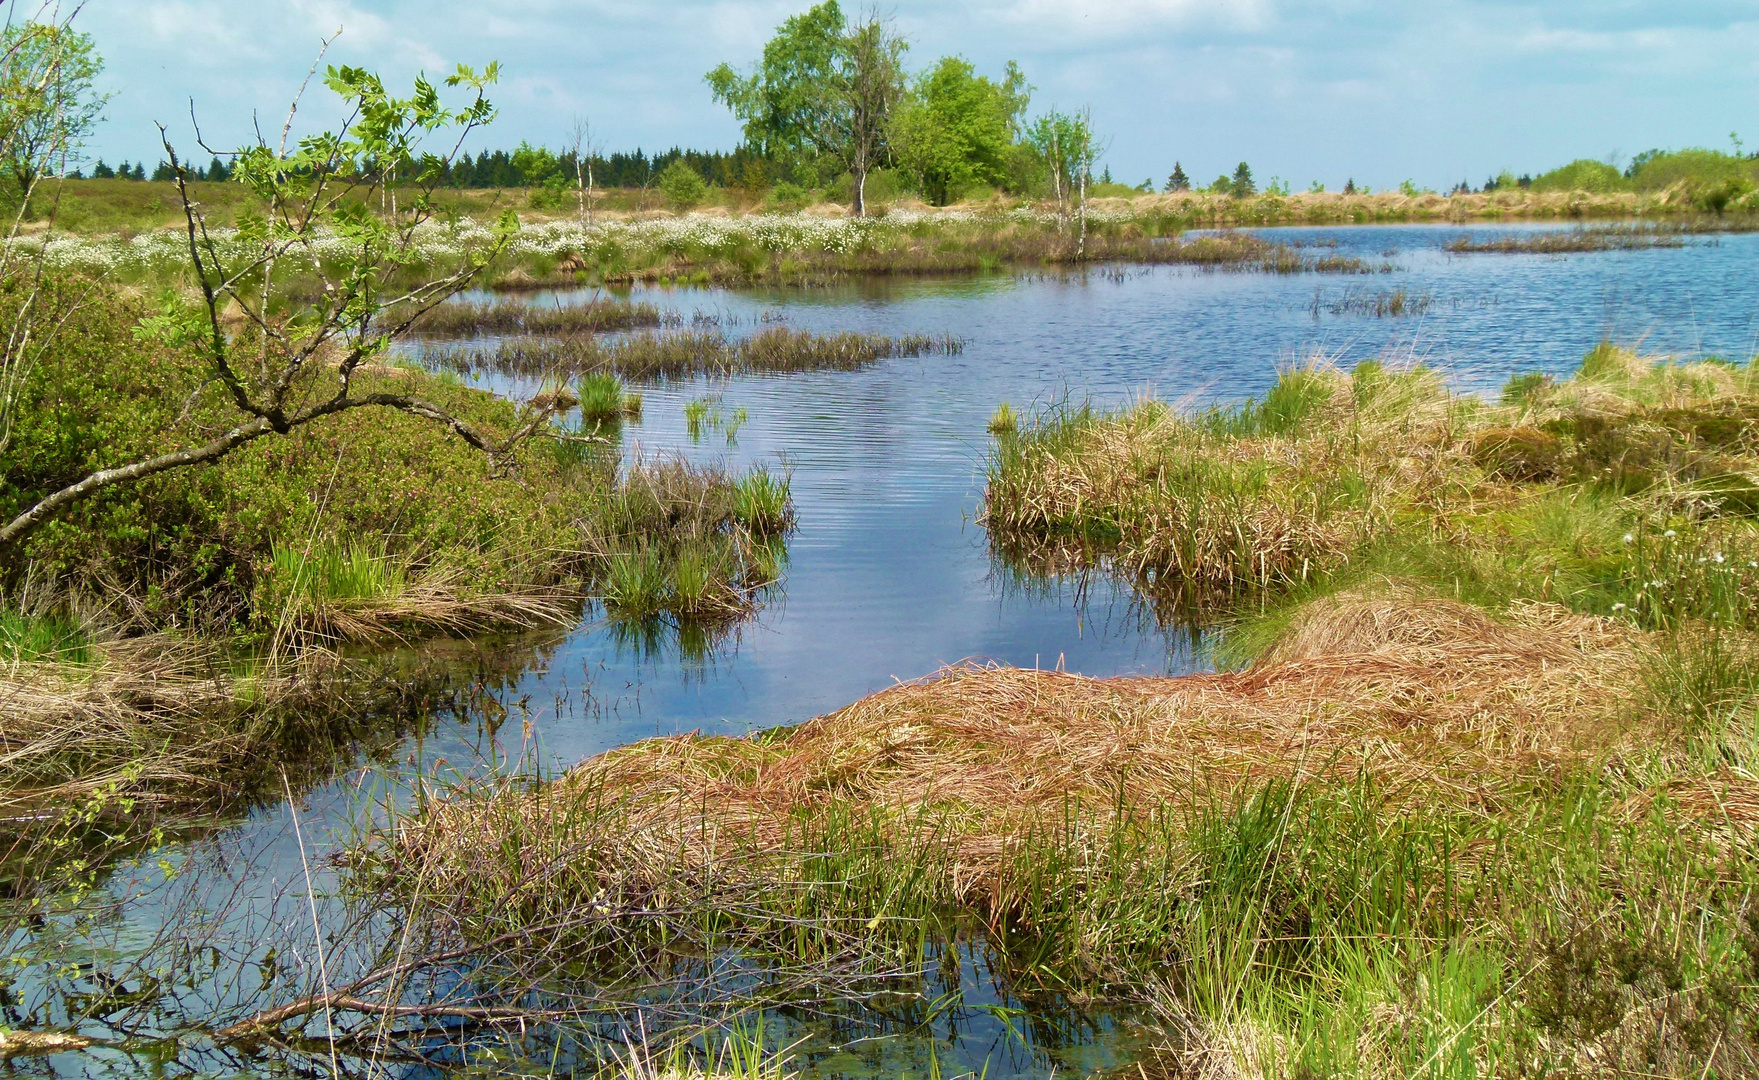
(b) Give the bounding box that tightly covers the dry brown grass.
[284,580,579,645]
[984,363,1474,593]
[986,349,1759,603]
[427,326,963,382]
[1085,186,1749,225]
[396,593,1655,900]
[0,637,422,813]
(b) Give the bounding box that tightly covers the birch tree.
[0,9,105,467]
[1026,107,1098,253]
[829,11,904,215]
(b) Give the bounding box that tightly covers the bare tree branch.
[2,57,521,550]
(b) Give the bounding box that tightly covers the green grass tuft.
[577,372,642,423]
[732,467,792,536]
[0,609,91,664]
[270,540,407,604]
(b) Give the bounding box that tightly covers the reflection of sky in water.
[36,228,1759,1078]
[449,227,1759,772]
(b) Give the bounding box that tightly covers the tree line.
[70,148,752,190]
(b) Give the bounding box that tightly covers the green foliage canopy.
[1531,159,1624,194]
[706,1,846,163]
[0,61,536,549]
[1231,162,1255,197]
[659,157,708,210]
[1628,148,1757,191]
[890,57,1029,205]
[1024,108,1096,210]
[0,21,106,203]
[1,273,580,630]
[705,1,907,213]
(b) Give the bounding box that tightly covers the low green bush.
[1532,158,1626,194]
[659,160,709,212]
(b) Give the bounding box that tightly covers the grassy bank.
[986,347,1759,612]
[1,276,796,832]
[27,191,1758,297]
[19,208,1376,291]
[479,211,1376,290]
[349,345,1759,1076]
[33,169,1759,240]
[1441,222,1737,254]
[404,296,678,336]
[362,603,1759,1075]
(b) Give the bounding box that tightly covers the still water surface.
[24,225,1759,1077]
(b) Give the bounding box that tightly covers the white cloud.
[123,1,256,57]
[1513,25,1677,53]
[70,0,1759,192]
[290,0,392,45]
[982,0,1274,40]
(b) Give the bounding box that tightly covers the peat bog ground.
[7,223,1759,1078]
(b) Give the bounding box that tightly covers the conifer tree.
[1230,161,1255,197]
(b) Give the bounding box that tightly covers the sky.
[59,0,1759,192]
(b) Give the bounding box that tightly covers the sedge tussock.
[386,593,1651,910]
[366,590,1759,1072]
[985,347,1759,607]
[984,362,1466,595]
[283,580,579,645]
[404,297,675,336]
[0,638,419,812]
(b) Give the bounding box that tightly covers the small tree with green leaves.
[0,21,105,208]
[0,14,108,475]
[830,11,905,215]
[706,2,906,215]
[659,158,709,211]
[0,59,566,549]
[707,1,845,172]
[1025,107,1097,254]
[1230,161,1255,197]
[890,57,1030,206]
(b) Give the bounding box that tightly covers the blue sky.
[73,0,1759,191]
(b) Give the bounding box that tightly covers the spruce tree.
[1231,161,1255,197]
[1165,162,1189,191]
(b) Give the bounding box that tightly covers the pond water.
[14,224,1759,1078]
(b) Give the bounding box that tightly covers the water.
[13,224,1759,1077]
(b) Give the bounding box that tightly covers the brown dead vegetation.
[396,593,1658,897]
[0,637,430,814]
